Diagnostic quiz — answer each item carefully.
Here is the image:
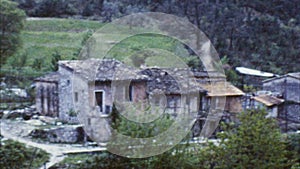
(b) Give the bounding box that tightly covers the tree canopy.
[198,109,291,169]
[0,0,26,65]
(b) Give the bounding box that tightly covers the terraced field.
[1,18,197,85]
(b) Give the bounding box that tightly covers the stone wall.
[285,103,300,124]
[263,76,300,103]
[263,76,300,128]
[30,125,85,143]
[35,81,58,117]
[58,66,79,123]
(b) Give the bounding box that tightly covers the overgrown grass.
[4,18,195,74]
[25,18,104,32]
[2,18,103,76]
[0,19,103,88]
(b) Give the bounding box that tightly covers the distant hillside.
[1,18,197,81]
[13,0,300,75]
[1,18,103,83]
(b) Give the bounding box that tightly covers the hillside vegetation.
[2,18,103,75]
[13,0,300,75]
[1,18,197,92]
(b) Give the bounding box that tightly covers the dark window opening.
[75,92,78,102]
[40,87,44,114]
[199,95,203,111]
[129,85,133,101]
[105,105,111,114]
[95,91,104,112]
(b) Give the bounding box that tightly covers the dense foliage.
[51,109,298,169]
[198,109,293,169]
[0,0,26,65]
[0,139,50,169]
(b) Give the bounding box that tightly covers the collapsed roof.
[37,59,245,97]
[59,59,148,81]
[140,68,205,94]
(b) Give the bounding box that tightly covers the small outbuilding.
[35,72,60,117]
[263,72,300,126]
[263,72,300,103]
[251,94,284,118]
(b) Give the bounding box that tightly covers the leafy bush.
[54,143,198,169]
[286,133,300,164]
[201,109,292,169]
[0,139,49,169]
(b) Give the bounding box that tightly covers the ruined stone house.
[140,68,206,114]
[35,59,245,141]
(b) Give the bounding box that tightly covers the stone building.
[263,72,300,126]
[35,72,60,117]
[263,73,300,103]
[250,94,284,118]
[58,59,148,124]
[192,71,244,137]
[35,59,245,142]
[140,68,206,114]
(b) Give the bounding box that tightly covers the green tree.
[50,50,61,71]
[0,0,26,65]
[205,109,290,169]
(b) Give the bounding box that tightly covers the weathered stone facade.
[263,73,300,103]
[263,73,300,125]
[30,125,85,143]
[58,64,80,123]
[35,59,245,142]
[35,72,59,117]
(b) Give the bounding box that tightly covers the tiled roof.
[252,95,284,107]
[59,59,148,81]
[200,82,244,97]
[55,59,244,97]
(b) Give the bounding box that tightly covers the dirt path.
[1,120,106,169]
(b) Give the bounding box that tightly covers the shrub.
[0,139,49,169]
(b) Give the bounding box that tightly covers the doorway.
[95,90,104,112]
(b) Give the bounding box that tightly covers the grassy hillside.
[3,18,103,74]
[2,18,197,79]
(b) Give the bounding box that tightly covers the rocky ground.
[0,106,106,169]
